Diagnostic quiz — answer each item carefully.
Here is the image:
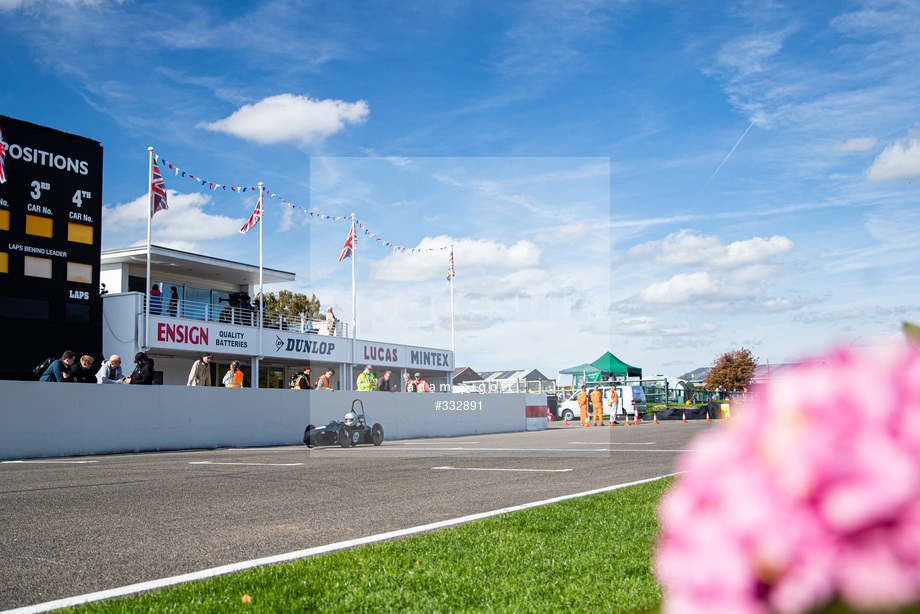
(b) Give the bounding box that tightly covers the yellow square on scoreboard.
[68,222,94,244]
[0,210,9,231]
[0,252,7,273]
[25,215,53,238]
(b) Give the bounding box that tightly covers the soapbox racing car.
[303,399,384,448]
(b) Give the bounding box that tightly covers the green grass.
[58,477,672,614]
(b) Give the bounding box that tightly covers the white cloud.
[834,137,877,152]
[637,272,736,304]
[102,191,250,251]
[199,94,369,146]
[369,236,543,282]
[629,229,794,269]
[866,137,920,181]
[534,222,591,244]
[605,316,718,336]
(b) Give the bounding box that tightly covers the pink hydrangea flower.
[654,343,920,614]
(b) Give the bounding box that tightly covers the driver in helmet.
[344,412,357,426]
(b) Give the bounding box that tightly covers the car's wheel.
[562,409,575,423]
[337,425,352,448]
[370,423,384,446]
[303,424,315,447]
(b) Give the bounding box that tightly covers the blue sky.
[2,0,919,381]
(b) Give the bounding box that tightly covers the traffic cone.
[624,414,631,425]
[563,418,568,425]
[705,411,711,422]
[682,412,687,423]
[653,413,659,424]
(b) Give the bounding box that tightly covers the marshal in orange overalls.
[577,388,589,426]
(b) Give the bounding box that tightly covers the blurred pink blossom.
[654,343,920,614]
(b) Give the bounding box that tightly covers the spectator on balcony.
[240,295,254,326]
[219,305,232,324]
[402,372,411,392]
[222,360,244,388]
[96,354,127,384]
[70,355,96,383]
[149,284,162,315]
[39,350,75,382]
[325,306,337,336]
[187,353,212,386]
[377,371,396,392]
[357,365,377,391]
[167,286,179,317]
[290,365,311,389]
[315,368,335,390]
[129,352,155,385]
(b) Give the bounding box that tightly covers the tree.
[703,348,758,393]
[260,290,321,321]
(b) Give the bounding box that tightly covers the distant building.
[453,366,482,386]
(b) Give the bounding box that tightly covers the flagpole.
[256,183,264,388]
[450,244,455,355]
[144,147,153,350]
[351,213,356,378]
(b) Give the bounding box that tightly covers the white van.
[555,385,647,422]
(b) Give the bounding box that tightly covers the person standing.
[291,365,312,389]
[70,355,96,383]
[324,306,337,336]
[606,387,620,425]
[149,284,162,315]
[377,371,395,392]
[402,372,411,392]
[590,385,604,426]
[222,360,244,387]
[187,353,212,386]
[39,350,76,382]
[315,368,335,390]
[356,365,377,391]
[167,286,179,317]
[577,385,589,426]
[96,354,127,384]
[128,352,155,385]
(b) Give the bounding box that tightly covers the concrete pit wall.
[0,382,545,460]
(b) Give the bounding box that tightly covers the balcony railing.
[144,297,348,337]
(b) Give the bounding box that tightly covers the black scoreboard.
[0,114,103,379]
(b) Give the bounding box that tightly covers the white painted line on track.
[432,466,573,473]
[4,473,676,614]
[311,446,686,453]
[400,441,479,445]
[189,461,304,467]
[2,460,99,464]
[569,441,656,445]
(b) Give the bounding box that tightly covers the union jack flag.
[447,249,455,283]
[240,195,262,234]
[338,225,356,261]
[0,124,7,184]
[150,161,168,217]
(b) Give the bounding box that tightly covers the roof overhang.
[101,244,296,286]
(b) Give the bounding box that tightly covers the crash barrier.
[0,382,535,460]
[524,393,549,431]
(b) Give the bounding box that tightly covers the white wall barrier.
[0,382,534,460]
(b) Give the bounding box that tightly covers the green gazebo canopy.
[590,351,642,379]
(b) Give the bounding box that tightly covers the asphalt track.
[0,420,716,612]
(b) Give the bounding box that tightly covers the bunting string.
[155,153,452,254]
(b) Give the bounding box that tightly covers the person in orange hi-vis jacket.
[590,385,604,426]
[577,385,589,426]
